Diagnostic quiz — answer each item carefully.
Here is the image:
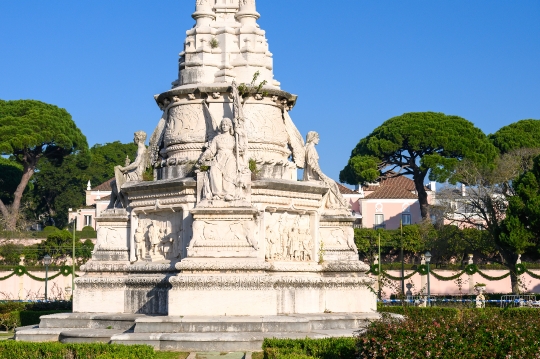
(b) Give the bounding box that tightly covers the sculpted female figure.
[197,118,238,201]
[108,131,148,209]
[303,131,349,211]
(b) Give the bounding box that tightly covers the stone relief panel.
[95,227,126,251]
[264,212,313,262]
[135,211,183,262]
[164,104,213,146]
[189,219,258,250]
[319,227,356,251]
[243,104,288,146]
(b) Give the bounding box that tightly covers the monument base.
[15,312,388,351]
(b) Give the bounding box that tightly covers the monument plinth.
[16,0,377,349]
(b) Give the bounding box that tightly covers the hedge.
[263,338,356,359]
[263,308,540,359]
[358,307,540,358]
[0,342,155,359]
[0,310,69,331]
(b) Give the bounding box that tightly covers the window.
[374,214,385,229]
[402,213,411,225]
[84,215,92,227]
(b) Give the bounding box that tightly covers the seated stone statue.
[108,131,149,209]
[303,131,350,212]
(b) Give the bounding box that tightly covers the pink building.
[339,175,436,230]
[67,179,112,231]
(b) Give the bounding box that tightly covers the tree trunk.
[413,176,430,220]
[4,160,36,231]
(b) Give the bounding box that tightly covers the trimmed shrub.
[0,342,156,359]
[263,337,356,359]
[19,310,70,326]
[43,226,59,233]
[357,307,540,358]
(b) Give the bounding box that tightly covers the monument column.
[192,0,215,27]
[235,0,260,26]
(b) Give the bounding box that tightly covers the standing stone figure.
[108,131,149,209]
[148,222,161,255]
[197,118,238,201]
[134,226,147,261]
[303,131,349,211]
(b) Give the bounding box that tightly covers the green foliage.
[361,308,540,358]
[86,141,137,186]
[0,100,89,230]
[340,112,497,218]
[0,100,89,164]
[0,342,156,359]
[0,157,23,205]
[43,226,58,233]
[500,155,540,254]
[263,337,356,359]
[489,119,540,153]
[32,154,88,228]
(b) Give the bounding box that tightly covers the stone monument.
[16,0,377,350]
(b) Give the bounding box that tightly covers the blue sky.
[1,1,539,183]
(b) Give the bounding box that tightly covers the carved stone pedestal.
[92,209,131,262]
[187,207,259,258]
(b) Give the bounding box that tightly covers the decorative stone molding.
[127,263,177,272]
[169,275,374,290]
[74,277,127,290]
[176,261,271,272]
[80,262,128,273]
[125,276,172,289]
[322,261,370,272]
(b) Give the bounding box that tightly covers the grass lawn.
[155,352,190,359]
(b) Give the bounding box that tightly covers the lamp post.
[43,254,52,301]
[72,219,76,295]
[400,220,404,296]
[425,251,432,307]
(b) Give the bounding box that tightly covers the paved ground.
[0,332,13,341]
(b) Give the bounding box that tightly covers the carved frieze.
[169,275,374,290]
[265,212,313,262]
[74,277,127,290]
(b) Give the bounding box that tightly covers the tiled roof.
[92,178,114,192]
[364,186,419,199]
[337,183,358,195]
[99,195,111,201]
[363,175,416,192]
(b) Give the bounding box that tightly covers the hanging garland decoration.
[430,269,466,282]
[0,271,16,281]
[370,265,380,275]
[381,269,417,281]
[25,271,63,282]
[0,265,79,282]
[417,265,428,275]
[366,262,540,282]
[60,265,72,276]
[476,270,510,281]
[515,264,526,275]
[14,265,26,276]
[524,268,540,280]
[465,264,477,275]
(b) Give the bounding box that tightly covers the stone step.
[14,326,65,342]
[133,315,310,333]
[39,313,145,330]
[133,313,379,333]
[59,329,127,344]
[112,330,364,352]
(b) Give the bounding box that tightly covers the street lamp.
[43,254,52,301]
[425,251,432,307]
